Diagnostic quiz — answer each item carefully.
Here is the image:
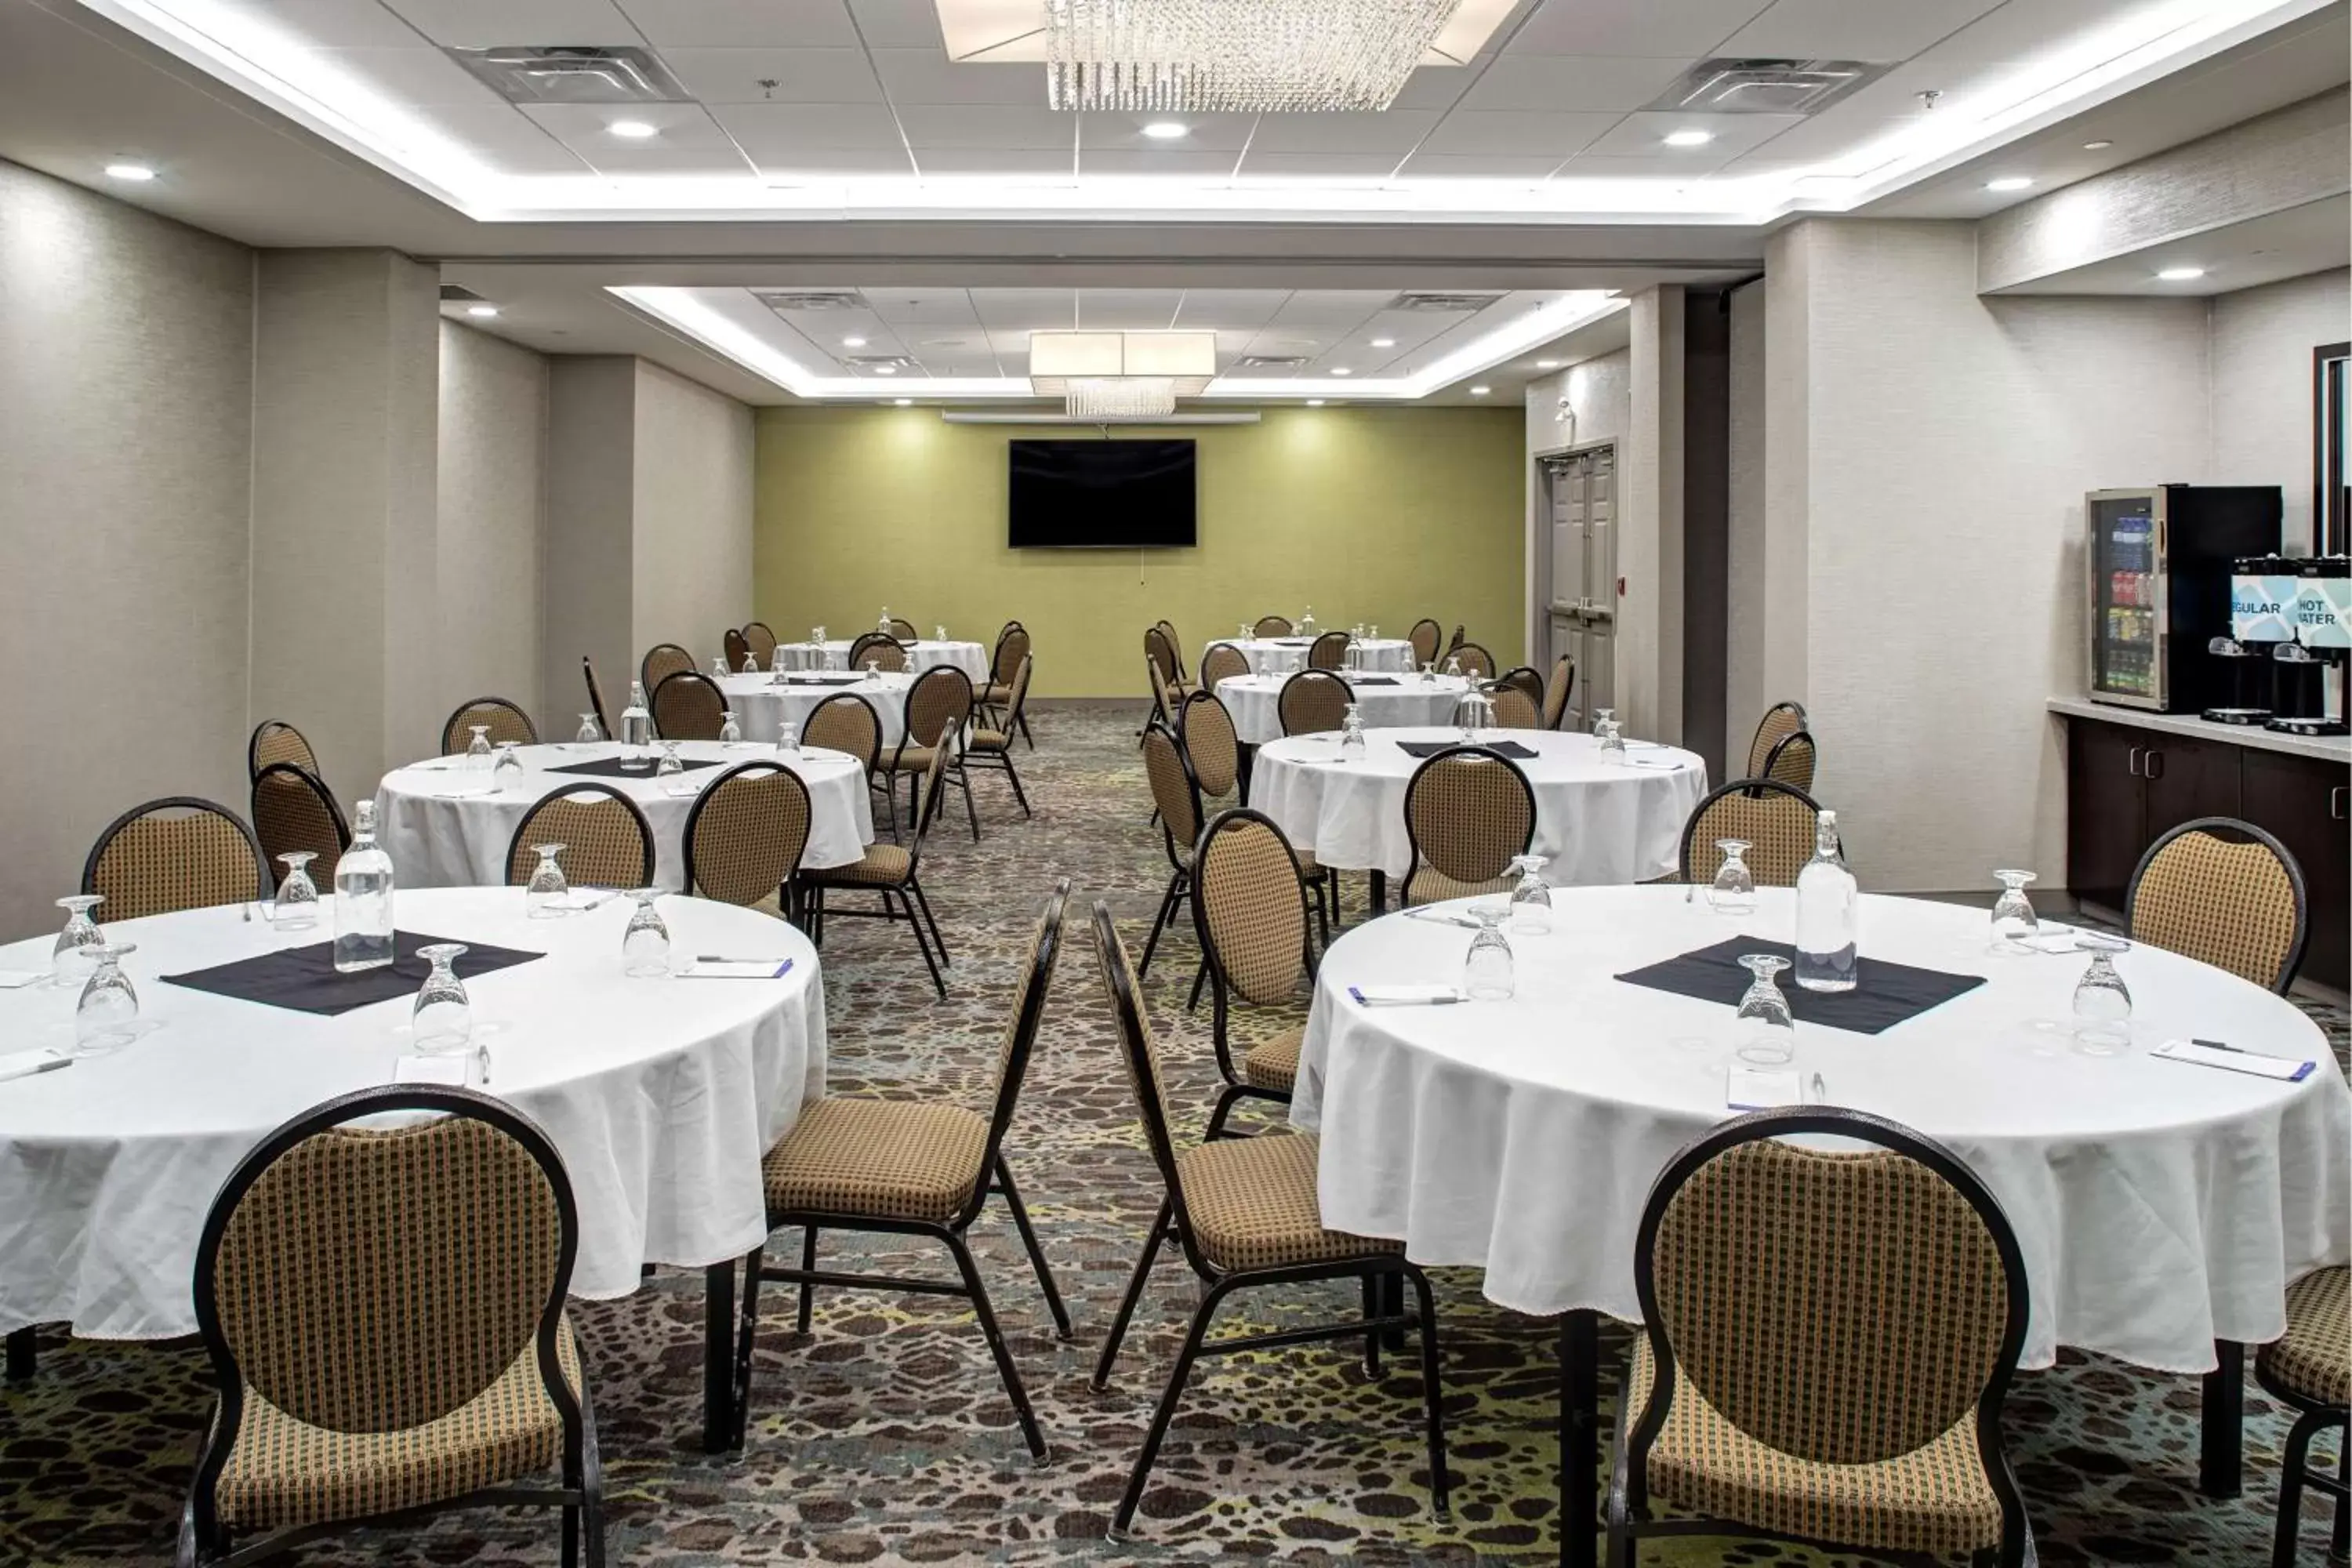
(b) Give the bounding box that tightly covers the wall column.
[1619,285,1686,742]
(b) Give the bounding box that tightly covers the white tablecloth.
[720,671,912,748]
[1291,886,2351,1372]
[0,887,827,1338]
[1249,728,1707,885]
[1215,672,1472,746]
[1203,637,1415,677]
[377,741,873,892]
[775,639,988,683]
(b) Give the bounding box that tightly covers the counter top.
[2048,697,2352,764]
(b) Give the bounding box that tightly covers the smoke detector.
[448,45,690,104]
[1650,59,1888,115]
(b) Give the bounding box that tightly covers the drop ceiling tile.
[1457,54,1690,111]
[379,0,643,48]
[244,0,433,47]
[616,0,859,45]
[520,102,757,171]
[1581,111,1802,158]
[750,147,920,176]
[1417,110,1618,156]
[658,48,882,102]
[973,291,1079,329]
[1395,152,1567,179]
[1715,0,2006,62]
[866,289,985,325]
[897,105,1073,148]
[420,101,594,173]
[1234,152,1399,179]
[869,48,1046,103]
[1390,60,1486,111]
[1072,289,1188,328]
[1079,149,1244,176]
[1247,110,1439,154]
[1923,0,2145,62]
[1268,292,1391,328]
[1504,0,1768,56]
[1079,111,1258,151]
[913,147,1074,172]
[1171,291,1290,329]
[298,45,514,105]
[848,0,946,47]
[710,101,908,150]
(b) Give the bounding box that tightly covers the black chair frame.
[887,666,981,844]
[440,695,538,756]
[724,627,751,672]
[503,783,657,891]
[965,657,1033,819]
[985,624,1036,750]
[250,762,352,883]
[1276,668,1355,737]
[82,796,270,907]
[245,721,321,785]
[579,657,612,742]
[846,631,906,672]
[2125,815,2310,994]
[1138,720,1204,982]
[1397,747,1536,907]
[639,642,695,694]
[1192,808,1319,1141]
[1759,728,1817,788]
[803,749,953,997]
[650,670,728,742]
[2256,1308,2350,1568]
[681,760,814,926]
[1674,776,1826,885]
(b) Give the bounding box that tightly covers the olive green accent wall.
[753,405,1526,697]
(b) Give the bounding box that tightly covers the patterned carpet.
[4,703,2344,1566]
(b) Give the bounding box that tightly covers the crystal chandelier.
[1044,0,1464,114]
[1030,330,1218,419]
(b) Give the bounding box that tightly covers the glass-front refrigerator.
[2086,485,2281,713]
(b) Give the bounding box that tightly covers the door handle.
[2332,786,2347,820]
[2127,746,2141,777]
[2144,749,2165,780]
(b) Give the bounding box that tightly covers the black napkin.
[1612,935,1985,1036]
[545,756,722,779]
[1352,676,1401,686]
[162,931,543,1017]
[1395,739,1538,760]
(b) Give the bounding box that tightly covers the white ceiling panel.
[416,101,593,173]
[1266,291,1391,328]
[616,0,859,45]
[1504,0,1769,56]
[1073,289,1187,326]
[1396,152,1566,179]
[1171,290,1290,328]
[1078,149,1243,176]
[245,0,432,47]
[972,290,1080,328]
[1715,0,2007,62]
[1457,54,1693,111]
[1247,111,1439,154]
[869,49,1045,104]
[710,100,907,150]
[1581,111,1803,158]
[846,0,946,46]
[296,45,514,105]
[378,0,643,49]
[913,147,1073,172]
[896,104,1073,147]
[1389,60,1487,111]
[1080,111,1258,151]
[1921,0,2152,63]
[658,47,883,102]
[521,102,757,172]
[866,288,985,324]
[753,147,920,176]
[1234,151,1400,179]
[1417,110,1617,156]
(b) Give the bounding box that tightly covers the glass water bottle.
[620,680,653,753]
[333,799,396,974]
[1793,809,1858,993]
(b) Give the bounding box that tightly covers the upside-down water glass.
[776,722,800,757]
[1990,869,2040,951]
[576,712,602,744]
[2071,936,2132,1054]
[1733,954,1795,1065]
[492,742,524,794]
[1507,855,1552,935]
[622,889,671,977]
[52,895,107,988]
[719,709,743,745]
[1463,904,1514,1000]
[465,724,493,769]
[412,943,472,1054]
[75,943,140,1054]
[1708,840,1756,916]
[274,852,320,931]
[526,844,569,917]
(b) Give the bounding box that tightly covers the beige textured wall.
[2209,267,2350,553]
[632,360,755,666]
[0,160,255,940]
[437,322,550,733]
[544,358,640,718]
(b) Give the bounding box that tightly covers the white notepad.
[0,969,49,989]
[681,958,796,980]
[1726,1065,1802,1109]
[1348,984,1466,1007]
[2151,1039,2315,1081]
[392,1054,470,1086]
[0,1047,71,1083]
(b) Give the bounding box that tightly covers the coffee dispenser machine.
[2208,555,2296,724]
[2270,557,2349,736]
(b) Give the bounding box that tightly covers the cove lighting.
[105,162,157,180]
[1985,176,2034,191]
[608,120,659,140]
[1534,359,1559,368]
[1330,366,1352,376]
[1141,122,1189,140]
[2084,139,2114,149]
[873,365,898,375]
[1663,129,1714,147]
[2157,266,2207,281]
[466,304,499,318]
[1306,399,1326,406]
[894,397,913,405]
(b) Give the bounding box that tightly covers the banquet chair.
[964,655,1034,819]
[1407,619,1444,668]
[1487,683,1542,730]
[1454,642,1497,681]
[1308,630,1352,670]
[1254,614,1295,637]
[1543,655,1577,729]
[579,657,613,741]
[2258,1265,2349,1567]
[682,762,812,924]
[1760,729,1817,793]
[724,627,752,672]
[179,1084,602,1568]
[1138,721,1206,979]
[1744,700,1809,777]
[1278,669,1352,736]
[83,797,270,922]
[743,621,779,670]
[652,670,728,742]
[2125,816,2308,993]
[1200,641,1250,689]
[887,616,920,643]
[248,720,322,786]
[1445,623,1466,658]
[1192,809,1320,1140]
[1607,1106,2032,1568]
[848,632,908,673]
[441,696,538,755]
[802,691,889,837]
[1087,901,1447,1541]
[1679,779,1823,887]
[981,624,1034,749]
[1497,665,1545,710]
[250,764,350,893]
[1400,746,1536,906]
[1156,619,1188,682]
[1145,626,1194,702]
[732,882,1073,1458]
[641,642,695,695]
[885,665,980,842]
[1181,694,1334,952]
[802,741,954,997]
[504,786,656,891]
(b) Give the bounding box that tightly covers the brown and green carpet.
[2,703,2343,1566]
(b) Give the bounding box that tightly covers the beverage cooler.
[2085,485,2280,713]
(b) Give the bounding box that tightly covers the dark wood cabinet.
[2067,718,2144,913]
[2240,749,2350,990]
[2141,732,2241,838]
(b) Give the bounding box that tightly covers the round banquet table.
[0,887,826,1341]
[1215,671,1471,746]
[775,638,988,683]
[1249,727,1707,887]
[376,740,873,892]
[1204,636,1414,677]
[720,670,912,748]
[1293,885,2350,1370]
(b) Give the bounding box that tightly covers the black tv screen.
[1009,439,1196,548]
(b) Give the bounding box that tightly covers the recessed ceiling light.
[1468,385,1491,396]
[1370,337,1396,347]
[894,397,913,406]
[2083,140,2114,151]
[1305,398,1326,407]
[608,120,659,140]
[1330,367,1352,376]
[1141,122,1189,140]
[466,304,499,318]
[1663,129,1714,147]
[842,336,867,347]
[873,365,898,375]
[1985,176,2034,192]
[104,162,156,181]
[2157,266,2206,281]
[1534,359,1559,369]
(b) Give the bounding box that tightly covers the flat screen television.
[1008,438,1196,548]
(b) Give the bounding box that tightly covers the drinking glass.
[719,709,743,744]
[623,889,671,977]
[1240,622,1252,641]
[1592,706,1616,735]
[52,895,106,987]
[412,943,472,1054]
[464,724,493,769]
[1990,869,2040,951]
[742,650,760,674]
[1419,659,1437,684]
[2071,936,2132,1054]
[75,943,140,1054]
[776,722,800,757]
[525,844,569,917]
[1352,622,1366,639]
[863,658,881,677]
[1596,717,1628,764]
[492,742,524,794]
[1708,840,1756,916]
[1337,703,1367,763]
[274,851,320,931]
[711,653,731,678]
[1462,904,1514,1000]
[935,625,948,643]
[1444,655,1462,681]
[877,606,892,634]
[1507,855,1552,935]
[1368,624,1379,641]
[1733,954,1796,1065]
[659,740,697,795]
[811,625,826,648]
[576,713,603,744]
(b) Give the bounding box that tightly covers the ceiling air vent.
[1236,354,1309,368]
[754,290,866,313]
[1388,291,1504,314]
[438,284,486,303]
[1650,58,1888,116]
[448,45,690,105]
[844,355,921,374]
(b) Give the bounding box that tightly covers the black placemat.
[782,676,864,687]
[545,756,722,779]
[163,931,544,1016]
[1613,935,1985,1036]
[1396,739,1538,760]
[1352,676,1401,686]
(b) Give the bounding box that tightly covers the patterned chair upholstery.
[1178,691,1241,801]
[743,622,779,669]
[651,671,727,742]
[884,666,980,840]
[84,797,268,922]
[1277,670,1352,736]
[1454,642,1497,681]
[724,628,752,672]
[1253,615,1294,637]
[683,763,811,916]
[802,692,881,779]
[180,1085,599,1565]
[1307,631,1352,670]
[441,697,538,756]
[848,633,909,673]
[1611,1108,2031,1566]
[1192,810,1319,1137]
[1401,748,1536,906]
[982,625,1031,705]
[2256,1265,2350,1566]
[802,742,955,996]
[886,616,920,644]
[1407,619,1443,667]
[1760,729,1817,793]
[1542,656,1576,729]
[1145,626,1193,703]
[250,764,349,893]
[1200,642,1250,689]
[1138,722,1204,978]
[1488,685,1541,730]
[1679,779,1823,888]
[1496,665,1545,710]
[2126,817,2308,993]
[248,720,322,784]
[640,642,695,694]
[1745,700,1809,777]
[503,786,656,891]
[967,655,1035,818]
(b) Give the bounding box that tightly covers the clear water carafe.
[1793,809,1858,993]
[620,680,653,753]
[333,799,396,973]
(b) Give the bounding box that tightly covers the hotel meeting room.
[3,0,2351,1563]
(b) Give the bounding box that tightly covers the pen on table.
[2190,1038,2245,1054]
[1810,1072,1828,1104]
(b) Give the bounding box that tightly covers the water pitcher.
[1793,808,1858,993]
